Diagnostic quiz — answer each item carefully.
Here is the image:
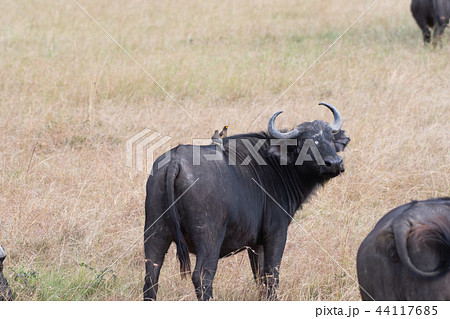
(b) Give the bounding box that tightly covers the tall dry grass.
[0,0,448,300]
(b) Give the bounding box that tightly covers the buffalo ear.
[266,144,281,157]
[333,130,350,152]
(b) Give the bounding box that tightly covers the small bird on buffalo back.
[219,125,229,138]
[211,130,221,145]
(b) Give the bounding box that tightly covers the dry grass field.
[0,0,449,300]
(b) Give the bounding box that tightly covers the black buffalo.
[357,198,450,301]
[143,102,350,300]
[411,0,450,45]
[0,244,13,301]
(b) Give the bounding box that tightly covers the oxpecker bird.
[219,125,229,139]
[211,130,222,146]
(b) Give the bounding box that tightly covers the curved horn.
[0,245,5,259]
[268,111,298,139]
[319,102,342,133]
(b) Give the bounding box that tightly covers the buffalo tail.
[166,163,191,278]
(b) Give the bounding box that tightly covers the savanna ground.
[0,0,449,301]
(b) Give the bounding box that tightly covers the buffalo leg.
[190,229,224,301]
[0,272,13,301]
[263,233,287,300]
[414,16,431,44]
[432,23,446,47]
[191,254,220,301]
[422,26,432,44]
[412,9,431,44]
[143,231,172,301]
[248,245,264,283]
[248,245,265,299]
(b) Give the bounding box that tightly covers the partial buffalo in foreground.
[357,198,450,300]
[143,103,350,300]
[411,0,450,46]
[0,244,13,301]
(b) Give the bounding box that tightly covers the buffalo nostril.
[322,157,344,174]
[324,158,342,167]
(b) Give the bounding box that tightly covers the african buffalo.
[0,244,13,301]
[357,198,450,300]
[411,0,450,45]
[143,103,350,300]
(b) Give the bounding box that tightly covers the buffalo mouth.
[319,165,345,178]
[320,171,341,178]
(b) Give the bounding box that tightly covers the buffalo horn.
[319,102,343,133]
[268,111,298,139]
